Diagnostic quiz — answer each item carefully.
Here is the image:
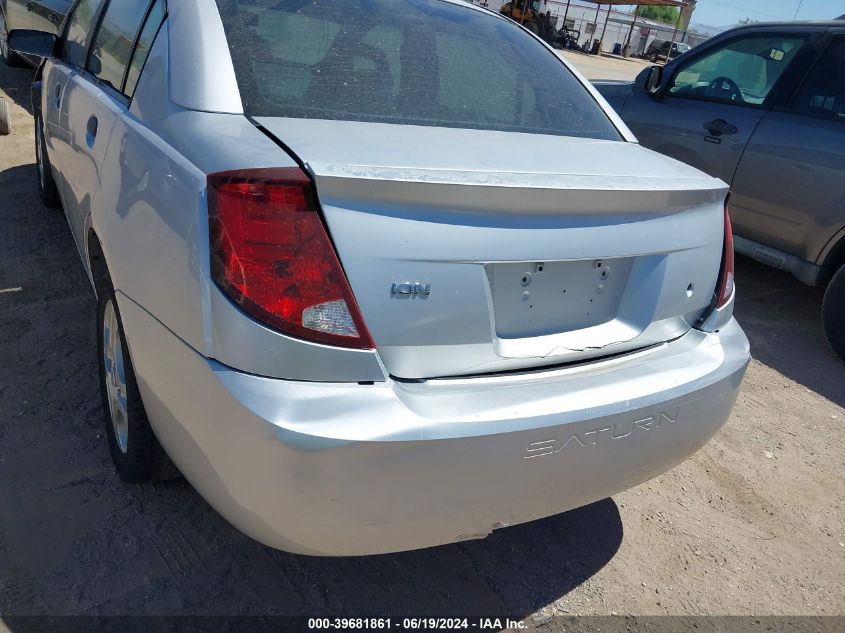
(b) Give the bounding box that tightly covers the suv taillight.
[715,195,735,309]
[208,167,374,350]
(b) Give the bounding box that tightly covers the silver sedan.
[9,0,749,555]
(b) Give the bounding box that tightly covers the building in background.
[481,1,718,56]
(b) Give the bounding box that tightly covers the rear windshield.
[215,0,620,140]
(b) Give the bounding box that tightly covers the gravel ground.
[0,54,843,627]
[557,50,652,81]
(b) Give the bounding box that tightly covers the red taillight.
[208,167,374,349]
[715,195,735,309]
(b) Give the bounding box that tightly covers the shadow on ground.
[2,48,840,621]
[0,62,34,116]
[733,255,845,408]
[0,161,623,620]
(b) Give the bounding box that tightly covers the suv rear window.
[215,0,620,140]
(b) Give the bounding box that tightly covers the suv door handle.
[703,118,738,136]
[54,83,61,108]
[86,115,98,147]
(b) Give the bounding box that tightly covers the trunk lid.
[255,117,728,379]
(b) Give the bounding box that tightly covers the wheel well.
[88,231,108,291]
[822,235,845,284]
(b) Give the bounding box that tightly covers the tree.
[638,6,681,25]
[737,17,756,25]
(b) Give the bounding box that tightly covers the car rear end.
[669,41,691,59]
[118,0,750,555]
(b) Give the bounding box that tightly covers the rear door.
[622,28,818,185]
[57,0,154,253]
[730,30,845,265]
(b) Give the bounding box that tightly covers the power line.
[701,0,786,20]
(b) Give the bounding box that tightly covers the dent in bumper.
[116,292,750,556]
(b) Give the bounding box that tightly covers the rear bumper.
[118,293,750,556]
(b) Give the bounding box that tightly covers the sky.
[690,0,842,27]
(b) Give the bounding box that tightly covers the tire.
[822,265,845,362]
[97,273,169,483]
[0,12,24,68]
[35,112,61,208]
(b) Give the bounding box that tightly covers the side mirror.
[7,29,57,59]
[644,65,664,95]
[87,54,102,76]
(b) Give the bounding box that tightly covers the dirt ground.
[0,52,843,627]
[558,50,652,82]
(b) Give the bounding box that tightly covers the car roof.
[730,20,844,30]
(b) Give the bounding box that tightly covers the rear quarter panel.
[93,24,383,381]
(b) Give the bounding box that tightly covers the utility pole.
[562,0,572,29]
[597,3,612,55]
[591,2,601,52]
[669,5,682,51]
[623,5,641,58]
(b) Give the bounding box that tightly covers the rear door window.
[60,0,102,67]
[86,0,152,93]
[123,0,166,99]
[790,38,845,121]
[669,34,806,106]
[215,0,620,140]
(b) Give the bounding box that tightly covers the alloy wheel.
[102,299,129,454]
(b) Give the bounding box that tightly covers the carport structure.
[555,0,688,56]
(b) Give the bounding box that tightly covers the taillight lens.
[208,167,374,349]
[715,195,735,309]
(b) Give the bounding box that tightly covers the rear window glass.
[215,0,620,140]
[791,38,845,120]
[124,0,166,98]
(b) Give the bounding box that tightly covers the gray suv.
[1,0,69,66]
[596,22,845,361]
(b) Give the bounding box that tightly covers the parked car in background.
[1,0,69,66]
[9,0,749,556]
[596,21,845,362]
[645,39,690,63]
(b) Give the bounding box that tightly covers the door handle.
[54,83,61,108]
[86,115,98,147]
[703,118,738,137]
[49,13,59,24]
[26,2,34,10]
